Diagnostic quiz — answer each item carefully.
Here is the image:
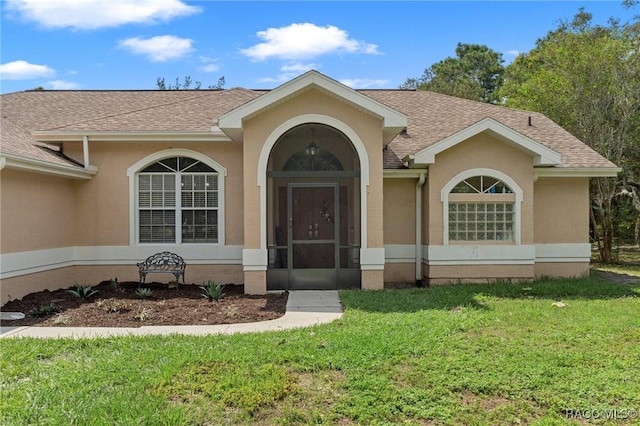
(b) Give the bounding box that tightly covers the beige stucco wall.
[244,270,266,294]
[0,169,76,253]
[383,263,415,284]
[429,264,534,284]
[241,87,385,291]
[423,133,537,284]
[1,267,77,304]
[1,142,245,303]
[362,270,384,290]
[242,87,384,250]
[383,179,416,244]
[534,262,589,278]
[427,133,534,246]
[534,177,589,244]
[71,264,243,287]
[64,141,244,246]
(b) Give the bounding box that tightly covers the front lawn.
[1,276,639,425]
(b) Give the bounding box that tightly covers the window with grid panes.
[138,157,219,243]
[448,176,515,241]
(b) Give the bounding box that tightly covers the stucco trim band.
[424,243,591,266]
[242,249,268,272]
[361,248,385,270]
[535,243,591,263]
[426,244,535,265]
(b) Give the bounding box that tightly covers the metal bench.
[137,251,186,286]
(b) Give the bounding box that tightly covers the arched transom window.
[137,156,219,243]
[451,175,513,195]
[442,171,522,244]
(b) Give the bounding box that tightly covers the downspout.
[82,136,90,169]
[415,171,426,286]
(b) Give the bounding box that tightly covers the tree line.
[403,4,640,262]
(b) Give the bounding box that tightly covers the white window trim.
[127,149,227,246]
[441,168,523,245]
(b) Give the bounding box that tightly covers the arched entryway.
[266,123,361,290]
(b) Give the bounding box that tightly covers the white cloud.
[199,64,219,73]
[4,0,200,30]
[257,63,317,85]
[281,63,317,73]
[257,76,279,84]
[48,80,80,89]
[339,78,389,89]
[505,49,521,56]
[119,35,194,62]
[0,60,55,80]
[241,23,380,61]
[198,56,219,73]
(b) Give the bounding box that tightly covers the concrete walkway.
[0,290,343,339]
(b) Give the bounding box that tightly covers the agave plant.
[135,287,153,299]
[200,280,225,302]
[67,284,99,299]
[29,302,60,318]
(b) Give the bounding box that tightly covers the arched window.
[136,156,220,244]
[450,175,513,194]
[442,170,522,244]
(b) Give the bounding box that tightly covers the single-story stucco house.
[0,70,619,304]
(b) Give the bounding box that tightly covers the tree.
[402,43,505,103]
[500,8,640,261]
[155,75,225,90]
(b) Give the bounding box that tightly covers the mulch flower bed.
[0,281,287,328]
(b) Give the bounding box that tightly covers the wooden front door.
[288,184,338,289]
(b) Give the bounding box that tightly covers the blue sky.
[0,1,634,94]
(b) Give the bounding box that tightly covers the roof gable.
[410,117,562,167]
[218,70,407,143]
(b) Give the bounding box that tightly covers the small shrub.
[97,299,131,313]
[109,277,119,289]
[67,284,99,299]
[135,287,153,299]
[201,280,225,302]
[52,314,70,325]
[29,303,60,318]
[226,304,239,318]
[134,308,151,322]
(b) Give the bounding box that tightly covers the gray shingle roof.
[1,116,81,167]
[363,90,616,169]
[1,88,616,171]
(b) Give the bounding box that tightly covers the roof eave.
[411,117,563,167]
[0,153,97,179]
[534,167,621,178]
[218,70,407,142]
[31,130,232,143]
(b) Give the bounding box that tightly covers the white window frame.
[127,149,227,246]
[441,168,523,245]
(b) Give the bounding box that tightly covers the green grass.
[2,277,639,425]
